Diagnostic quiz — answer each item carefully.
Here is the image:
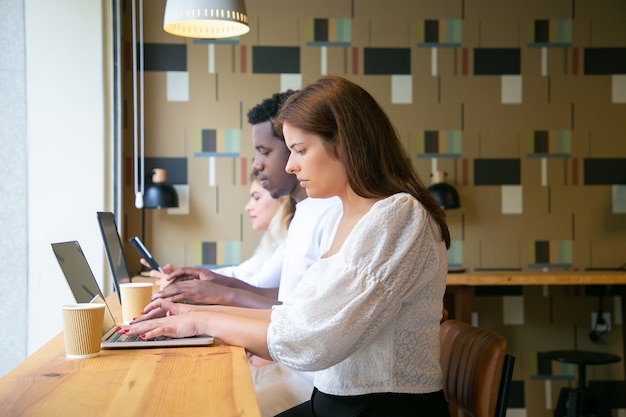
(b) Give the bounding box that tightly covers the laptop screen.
[96,212,132,301]
[52,241,117,334]
[53,240,215,348]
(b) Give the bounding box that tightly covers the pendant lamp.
[428,170,461,210]
[163,0,250,39]
[130,0,180,211]
[144,169,179,209]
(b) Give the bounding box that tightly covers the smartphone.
[129,236,162,272]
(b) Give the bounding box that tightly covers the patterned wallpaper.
[118,1,626,415]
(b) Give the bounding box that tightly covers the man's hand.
[152,280,232,305]
[165,266,223,283]
[151,279,280,309]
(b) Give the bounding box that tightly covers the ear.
[324,140,341,160]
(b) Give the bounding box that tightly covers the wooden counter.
[0,294,261,417]
[444,270,626,377]
[446,270,626,286]
[444,270,626,322]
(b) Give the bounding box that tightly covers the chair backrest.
[439,320,515,417]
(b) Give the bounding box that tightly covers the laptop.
[52,240,214,348]
[96,211,133,303]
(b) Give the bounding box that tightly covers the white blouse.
[267,193,448,396]
[211,242,285,288]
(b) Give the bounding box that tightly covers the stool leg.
[566,390,578,417]
[597,405,612,417]
[573,387,611,417]
[554,388,570,417]
[597,403,613,417]
[588,387,612,417]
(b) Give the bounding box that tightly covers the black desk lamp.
[141,168,178,250]
[428,170,461,210]
[144,168,178,209]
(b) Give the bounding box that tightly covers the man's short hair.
[246,90,297,139]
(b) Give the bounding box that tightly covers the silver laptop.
[96,211,133,303]
[52,240,214,349]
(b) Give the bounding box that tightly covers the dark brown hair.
[274,75,450,248]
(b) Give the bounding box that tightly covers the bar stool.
[543,350,621,417]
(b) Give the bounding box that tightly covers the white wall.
[25,0,109,355]
[0,0,28,376]
[23,0,108,364]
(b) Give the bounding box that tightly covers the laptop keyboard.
[108,332,168,343]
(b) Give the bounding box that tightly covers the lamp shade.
[144,169,179,209]
[163,0,250,39]
[428,170,461,210]
[428,182,461,210]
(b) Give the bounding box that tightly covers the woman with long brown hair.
[126,75,450,417]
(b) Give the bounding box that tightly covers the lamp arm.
[132,0,145,208]
[139,0,145,199]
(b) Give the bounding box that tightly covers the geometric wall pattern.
[527,239,572,269]
[196,241,242,267]
[193,128,241,157]
[120,2,626,415]
[416,130,463,158]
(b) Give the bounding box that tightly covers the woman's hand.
[139,258,177,275]
[132,299,198,322]
[123,301,205,339]
[139,259,177,290]
[122,301,272,360]
[123,313,204,340]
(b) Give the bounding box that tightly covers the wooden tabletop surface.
[0,293,261,417]
[446,270,626,286]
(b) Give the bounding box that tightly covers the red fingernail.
[116,327,122,332]
[123,328,130,333]
[167,311,173,316]
[140,334,146,339]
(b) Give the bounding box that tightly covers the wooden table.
[0,294,261,417]
[445,270,626,376]
[446,270,626,286]
[445,270,626,321]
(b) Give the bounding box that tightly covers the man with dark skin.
[146,91,338,310]
[140,91,340,417]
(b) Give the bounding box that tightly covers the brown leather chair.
[441,308,449,323]
[440,319,515,417]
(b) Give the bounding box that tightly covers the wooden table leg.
[445,286,473,323]
[621,286,626,379]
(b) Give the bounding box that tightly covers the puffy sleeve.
[267,193,444,371]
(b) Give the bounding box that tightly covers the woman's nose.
[285,154,297,174]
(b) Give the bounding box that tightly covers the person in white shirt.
[148,91,340,309]
[128,75,451,416]
[149,172,293,291]
[142,91,339,416]
[210,173,295,288]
